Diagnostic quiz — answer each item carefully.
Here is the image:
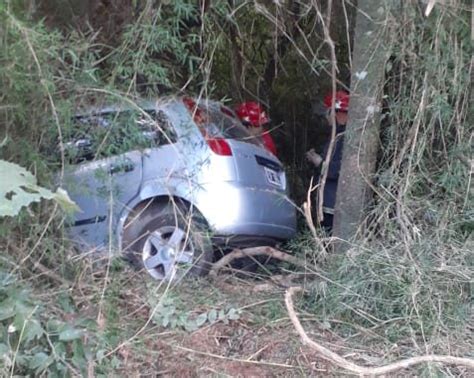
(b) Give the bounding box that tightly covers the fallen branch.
[34,261,71,287]
[209,246,314,278]
[251,273,316,292]
[303,177,328,258]
[7,244,71,287]
[285,287,474,376]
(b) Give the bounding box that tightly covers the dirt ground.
[154,322,330,376]
[91,266,473,377]
[107,272,339,377]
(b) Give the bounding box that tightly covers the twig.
[10,306,39,377]
[303,177,318,239]
[210,247,361,300]
[313,0,338,224]
[250,273,314,292]
[171,343,298,369]
[209,246,314,278]
[303,177,328,256]
[45,332,81,376]
[285,287,474,376]
[34,261,71,287]
[8,243,71,287]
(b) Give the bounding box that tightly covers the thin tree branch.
[312,0,338,223]
[285,287,474,376]
[209,246,314,278]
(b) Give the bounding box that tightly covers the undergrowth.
[0,1,472,376]
[293,3,473,375]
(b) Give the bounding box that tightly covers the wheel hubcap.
[142,226,194,280]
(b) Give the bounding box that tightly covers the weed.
[0,1,472,376]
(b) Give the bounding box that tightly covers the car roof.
[73,97,179,118]
[73,96,234,119]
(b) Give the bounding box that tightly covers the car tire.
[122,201,213,281]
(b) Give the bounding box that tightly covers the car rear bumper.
[193,181,297,242]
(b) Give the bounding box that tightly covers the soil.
[109,272,336,377]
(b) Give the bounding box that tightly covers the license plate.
[264,167,282,188]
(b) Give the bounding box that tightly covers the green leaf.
[183,320,198,332]
[53,188,80,214]
[0,302,16,321]
[46,319,64,332]
[227,308,240,321]
[71,340,87,370]
[0,160,79,217]
[207,309,217,324]
[0,343,9,356]
[218,309,226,321]
[161,314,170,328]
[170,317,178,329]
[53,342,67,358]
[23,318,44,343]
[29,352,52,372]
[195,313,208,327]
[58,328,83,341]
[96,349,106,363]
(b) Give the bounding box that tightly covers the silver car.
[63,96,296,280]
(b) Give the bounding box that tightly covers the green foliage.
[148,292,241,332]
[0,272,97,376]
[108,0,203,94]
[0,1,471,375]
[0,160,78,217]
[305,238,471,335]
[0,10,98,172]
[291,5,473,370]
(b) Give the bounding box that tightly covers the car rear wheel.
[122,201,213,281]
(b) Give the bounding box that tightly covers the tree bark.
[332,1,389,251]
[227,0,244,100]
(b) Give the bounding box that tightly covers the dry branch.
[285,287,474,376]
[7,244,71,287]
[209,246,314,278]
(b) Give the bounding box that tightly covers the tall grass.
[0,1,472,376]
[296,3,472,373]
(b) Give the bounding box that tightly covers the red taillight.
[206,138,232,156]
[182,96,196,111]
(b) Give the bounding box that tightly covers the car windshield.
[199,104,261,146]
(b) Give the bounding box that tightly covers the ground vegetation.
[0,0,472,376]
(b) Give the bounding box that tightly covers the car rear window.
[199,104,261,146]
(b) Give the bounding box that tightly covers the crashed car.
[62,96,296,280]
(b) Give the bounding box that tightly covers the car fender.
[115,177,202,251]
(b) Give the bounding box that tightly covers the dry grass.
[1,1,472,376]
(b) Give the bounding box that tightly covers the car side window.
[137,110,177,147]
[64,109,177,164]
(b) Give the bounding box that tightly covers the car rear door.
[64,111,147,250]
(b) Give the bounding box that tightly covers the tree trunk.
[332,0,389,251]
